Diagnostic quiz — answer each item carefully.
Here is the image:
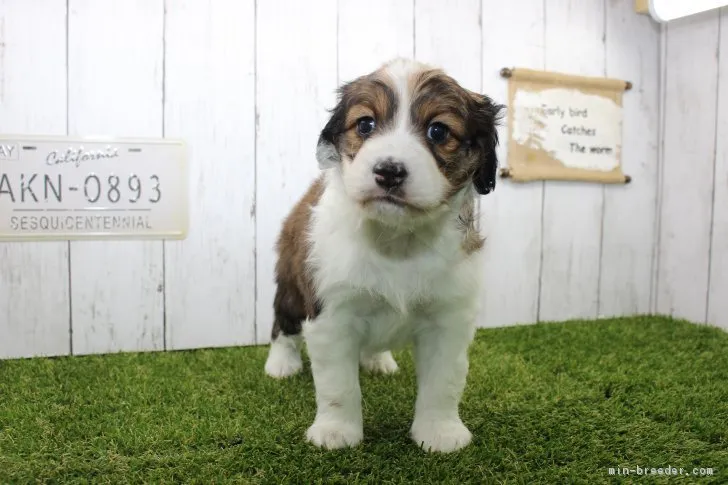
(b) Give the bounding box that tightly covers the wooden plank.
[599,0,661,316]
[339,0,413,83]
[255,0,338,344]
[414,0,479,97]
[479,0,545,327]
[651,24,668,314]
[67,0,165,355]
[708,8,728,330]
[414,0,478,89]
[657,11,720,323]
[539,0,606,322]
[163,0,256,349]
[0,0,70,359]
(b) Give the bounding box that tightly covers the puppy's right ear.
[316,96,347,169]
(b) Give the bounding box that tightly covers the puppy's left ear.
[315,92,348,170]
[468,93,506,195]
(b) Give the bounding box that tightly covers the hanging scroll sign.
[499,67,632,184]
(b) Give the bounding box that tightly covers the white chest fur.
[305,171,483,352]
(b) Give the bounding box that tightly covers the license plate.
[0,135,188,241]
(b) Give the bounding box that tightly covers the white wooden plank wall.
[414,0,480,95]
[0,0,70,359]
[479,0,660,326]
[163,0,257,350]
[656,7,728,331]
[479,0,545,328]
[538,0,607,322]
[339,0,413,84]
[6,0,709,360]
[255,0,338,344]
[708,9,728,328]
[656,11,728,328]
[600,0,660,317]
[67,0,166,355]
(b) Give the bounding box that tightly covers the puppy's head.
[316,58,504,225]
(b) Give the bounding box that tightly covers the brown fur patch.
[457,197,484,255]
[408,68,503,198]
[319,71,399,161]
[271,176,325,339]
[408,69,480,191]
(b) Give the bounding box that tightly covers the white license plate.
[0,135,188,241]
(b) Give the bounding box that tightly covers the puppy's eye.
[426,122,450,145]
[356,117,376,137]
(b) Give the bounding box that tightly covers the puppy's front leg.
[410,319,475,453]
[304,318,363,449]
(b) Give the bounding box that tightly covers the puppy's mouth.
[367,194,408,207]
[360,194,429,214]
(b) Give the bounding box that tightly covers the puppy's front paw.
[410,418,472,453]
[360,351,399,375]
[306,419,363,450]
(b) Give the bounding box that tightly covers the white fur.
[269,59,484,453]
[264,334,303,378]
[360,350,399,374]
[303,169,482,452]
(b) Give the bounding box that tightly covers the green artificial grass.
[1,316,728,484]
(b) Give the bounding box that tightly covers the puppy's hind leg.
[360,350,399,375]
[264,284,305,379]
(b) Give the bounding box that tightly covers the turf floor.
[1,316,727,484]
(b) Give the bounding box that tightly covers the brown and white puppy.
[264,58,504,453]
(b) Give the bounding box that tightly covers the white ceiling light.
[647,0,728,22]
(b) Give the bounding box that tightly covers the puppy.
[264,58,504,453]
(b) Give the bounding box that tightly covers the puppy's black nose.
[373,159,408,189]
